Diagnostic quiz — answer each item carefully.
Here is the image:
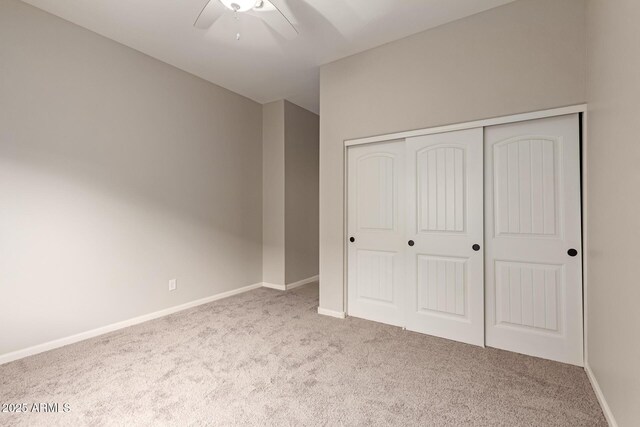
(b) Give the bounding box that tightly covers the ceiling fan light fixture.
[219,0,257,12]
[196,0,297,39]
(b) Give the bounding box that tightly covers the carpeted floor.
[0,283,605,426]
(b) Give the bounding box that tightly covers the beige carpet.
[0,283,605,426]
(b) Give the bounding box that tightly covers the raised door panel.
[494,261,562,333]
[417,146,466,233]
[417,255,467,317]
[356,155,395,231]
[356,249,396,304]
[494,137,560,238]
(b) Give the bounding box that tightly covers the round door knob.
[567,248,578,257]
[349,237,355,243]
[408,240,415,247]
[472,244,481,251]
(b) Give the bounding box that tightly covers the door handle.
[472,244,481,251]
[349,237,355,243]
[567,248,578,257]
[408,240,415,247]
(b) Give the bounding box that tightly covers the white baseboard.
[0,282,263,366]
[585,363,618,427]
[286,275,319,290]
[317,307,346,319]
[262,282,287,291]
[262,275,319,291]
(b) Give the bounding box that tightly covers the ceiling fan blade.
[248,0,298,40]
[194,0,225,29]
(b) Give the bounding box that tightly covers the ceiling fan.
[194,0,298,40]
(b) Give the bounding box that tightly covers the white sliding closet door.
[405,129,485,346]
[347,140,406,326]
[484,114,583,366]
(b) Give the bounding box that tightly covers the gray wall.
[586,0,640,424]
[262,100,319,286]
[262,101,286,286]
[0,0,263,355]
[319,0,587,312]
[285,101,319,284]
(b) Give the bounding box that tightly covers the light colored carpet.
[0,283,605,426]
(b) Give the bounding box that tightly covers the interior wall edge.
[585,0,640,423]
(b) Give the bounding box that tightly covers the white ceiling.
[21,0,517,113]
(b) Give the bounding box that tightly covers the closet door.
[405,128,485,346]
[485,114,583,366]
[347,140,406,326]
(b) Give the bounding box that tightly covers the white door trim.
[344,105,587,147]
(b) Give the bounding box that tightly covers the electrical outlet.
[169,279,177,291]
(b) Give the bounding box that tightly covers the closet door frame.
[342,105,587,366]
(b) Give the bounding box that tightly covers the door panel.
[494,261,561,332]
[485,114,583,366]
[347,141,405,326]
[417,255,466,316]
[494,137,559,237]
[418,146,466,232]
[356,249,395,303]
[356,155,395,230]
[406,128,484,346]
